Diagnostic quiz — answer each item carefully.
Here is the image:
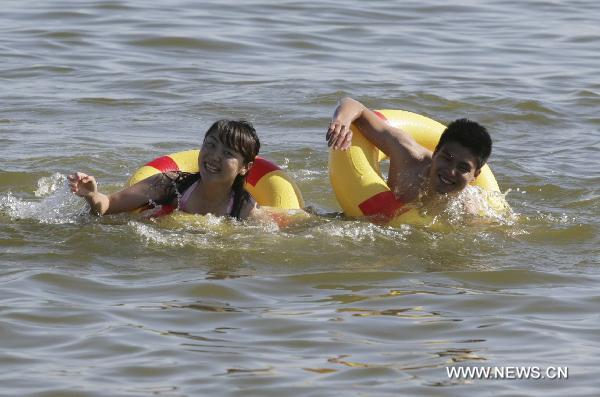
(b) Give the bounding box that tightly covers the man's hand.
[326,120,353,150]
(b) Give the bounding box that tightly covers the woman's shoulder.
[144,171,199,206]
[165,172,200,192]
[163,170,198,181]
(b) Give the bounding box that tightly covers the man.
[326,97,492,207]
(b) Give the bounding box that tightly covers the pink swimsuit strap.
[227,194,235,214]
[178,180,198,211]
[179,181,235,215]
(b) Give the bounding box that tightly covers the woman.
[68,119,261,220]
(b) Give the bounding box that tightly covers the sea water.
[1,1,599,395]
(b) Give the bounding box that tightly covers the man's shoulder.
[387,136,432,165]
[388,152,431,203]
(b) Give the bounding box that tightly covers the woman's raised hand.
[67,172,98,197]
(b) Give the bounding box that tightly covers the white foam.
[423,185,517,226]
[309,220,412,243]
[0,173,86,224]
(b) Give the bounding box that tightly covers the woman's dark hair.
[204,119,260,219]
[434,118,492,169]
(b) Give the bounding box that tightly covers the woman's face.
[199,134,251,184]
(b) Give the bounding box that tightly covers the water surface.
[1,1,599,396]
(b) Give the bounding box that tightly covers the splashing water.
[420,185,517,227]
[309,220,413,243]
[129,209,287,249]
[0,172,550,247]
[449,186,515,223]
[0,173,86,224]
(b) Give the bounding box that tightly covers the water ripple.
[127,36,247,51]
[2,0,600,394]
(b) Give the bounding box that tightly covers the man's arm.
[326,97,416,158]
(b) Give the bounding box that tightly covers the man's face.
[429,142,481,194]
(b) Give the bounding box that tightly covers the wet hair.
[203,119,261,219]
[434,118,492,169]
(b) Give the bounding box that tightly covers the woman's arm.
[68,172,170,215]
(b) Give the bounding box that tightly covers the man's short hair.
[435,118,492,169]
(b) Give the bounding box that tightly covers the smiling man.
[326,97,492,207]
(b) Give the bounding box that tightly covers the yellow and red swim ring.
[128,150,304,215]
[329,109,505,226]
